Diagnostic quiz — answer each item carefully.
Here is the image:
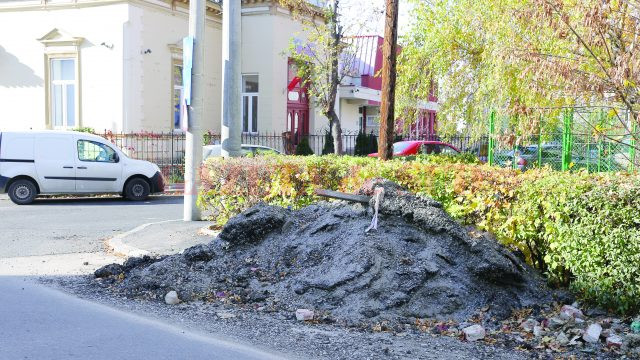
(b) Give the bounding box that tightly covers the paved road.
[0,194,183,258]
[0,277,284,360]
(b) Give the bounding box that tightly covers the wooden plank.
[315,189,371,204]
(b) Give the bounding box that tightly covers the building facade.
[0,1,437,142]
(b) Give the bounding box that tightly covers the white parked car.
[0,131,164,205]
[202,144,281,159]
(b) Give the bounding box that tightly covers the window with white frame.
[242,75,259,133]
[50,58,77,129]
[366,115,380,134]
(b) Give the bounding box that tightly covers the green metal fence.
[486,109,639,173]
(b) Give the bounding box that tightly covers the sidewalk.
[108,219,217,257]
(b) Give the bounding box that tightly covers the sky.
[339,0,415,37]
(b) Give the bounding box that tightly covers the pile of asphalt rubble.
[96,179,558,327]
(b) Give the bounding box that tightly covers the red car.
[368,141,460,157]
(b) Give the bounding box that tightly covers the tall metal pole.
[488,110,495,166]
[184,0,204,221]
[221,0,242,157]
[378,0,399,160]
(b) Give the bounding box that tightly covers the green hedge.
[198,154,640,314]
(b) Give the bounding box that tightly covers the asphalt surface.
[0,277,284,360]
[0,194,184,258]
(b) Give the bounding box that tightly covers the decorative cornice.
[38,28,84,47]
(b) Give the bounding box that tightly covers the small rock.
[462,324,486,342]
[560,305,585,320]
[164,291,180,305]
[520,318,539,332]
[533,325,544,338]
[631,320,640,334]
[574,318,585,324]
[548,317,566,329]
[94,263,124,278]
[606,334,623,348]
[216,311,236,319]
[295,309,314,321]
[568,335,582,346]
[583,323,602,343]
[82,261,89,266]
[556,332,570,346]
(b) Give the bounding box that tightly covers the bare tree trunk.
[379,0,399,160]
[328,0,343,155]
[329,110,342,154]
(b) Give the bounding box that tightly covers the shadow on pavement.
[29,195,183,206]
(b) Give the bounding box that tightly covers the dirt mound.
[96,179,554,324]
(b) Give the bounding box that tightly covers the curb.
[106,219,181,258]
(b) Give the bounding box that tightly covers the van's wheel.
[8,179,37,205]
[124,178,150,201]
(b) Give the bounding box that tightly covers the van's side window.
[77,140,117,163]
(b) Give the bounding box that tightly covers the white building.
[0,0,323,134]
[0,0,437,145]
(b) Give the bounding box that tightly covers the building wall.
[0,3,127,131]
[0,0,323,135]
[339,100,362,133]
[126,1,222,133]
[241,5,310,134]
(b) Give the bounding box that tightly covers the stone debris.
[462,325,485,342]
[606,334,623,348]
[164,291,180,305]
[520,318,538,332]
[560,305,585,320]
[295,309,314,321]
[547,316,566,330]
[582,323,602,343]
[532,325,544,338]
[555,332,569,345]
[94,180,553,324]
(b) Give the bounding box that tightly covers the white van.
[0,131,164,205]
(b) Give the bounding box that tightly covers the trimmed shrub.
[322,131,334,155]
[368,132,378,154]
[354,132,369,156]
[199,155,640,314]
[294,137,314,156]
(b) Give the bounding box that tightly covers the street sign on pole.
[180,36,194,132]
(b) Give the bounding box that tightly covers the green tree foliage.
[399,0,640,141]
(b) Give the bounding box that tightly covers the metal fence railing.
[485,109,639,173]
[97,120,638,186]
[98,131,486,184]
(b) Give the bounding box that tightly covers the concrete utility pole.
[378,0,399,161]
[220,0,242,157]
[184,0,205,221]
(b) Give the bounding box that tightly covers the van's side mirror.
[113,153,120,163]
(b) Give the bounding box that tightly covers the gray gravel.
[43,276,536,360]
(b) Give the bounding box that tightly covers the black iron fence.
[99,131,485,184]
